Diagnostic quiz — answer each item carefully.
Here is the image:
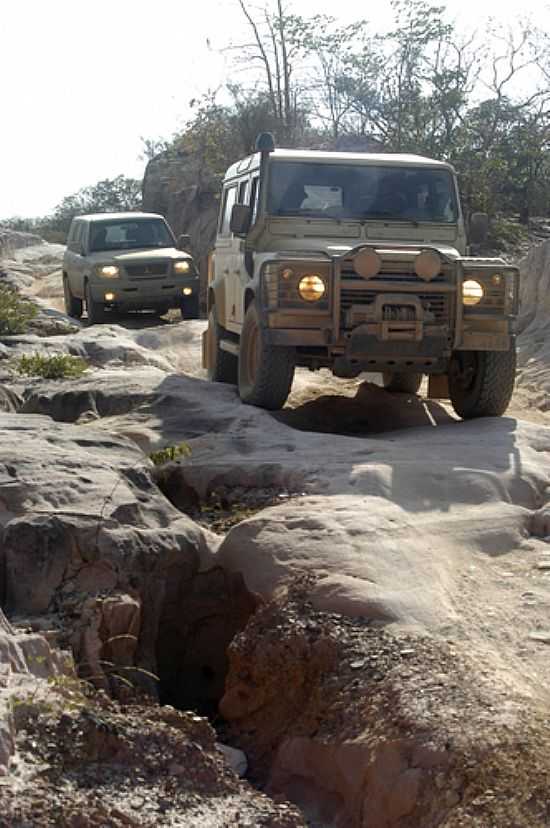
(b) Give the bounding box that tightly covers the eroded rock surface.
[0,414,254,705]
[2,235,550,824]
[221,585,550,828]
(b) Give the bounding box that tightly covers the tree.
[230,0,316,143]
[51,175,142,234]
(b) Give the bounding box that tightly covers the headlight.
[298,274,326,302]
[182,287,193,296]
[174,261,190,274]
[463,279,484,306]
[99,265,119,279]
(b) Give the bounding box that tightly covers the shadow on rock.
[274,381,456,436]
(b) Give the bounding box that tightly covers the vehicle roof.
[223,148,454,181]
[74,212,164,222]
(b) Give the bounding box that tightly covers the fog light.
[415,250,442,281]
[462,279,483,305]
[104,292,115,302]
[182,287,193,296]
[298,274,326,302]
[353,248,381,279]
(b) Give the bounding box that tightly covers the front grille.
[341,260,448,283]
[340,288,449,325]
[125,261,169,279]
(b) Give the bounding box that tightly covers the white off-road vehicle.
[203,134,519,418]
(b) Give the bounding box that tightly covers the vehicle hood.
[86,247,192,264]
[252,216,466,258]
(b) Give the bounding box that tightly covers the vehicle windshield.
[267,162,458,224]
[89,219,174,252]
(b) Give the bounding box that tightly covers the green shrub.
[486,217,528,252]
[0,285,37,334]
[16,353,88,379]
[149,442,191,465]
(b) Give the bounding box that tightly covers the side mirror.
[230,204,252,237]
[178,234,191,251]
[469,212,489,245]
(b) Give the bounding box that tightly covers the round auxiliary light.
[298,274,326,302]
[414,250,442,281]
[353,248,382,279]
[462,279,484,306]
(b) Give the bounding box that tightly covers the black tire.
[85,281,107,325]
[206,307,238,384]
[63,276,83,319]
[383,371,422,394]
[448,346,516,419]
[180,295,200,320]
[238,300,295,410]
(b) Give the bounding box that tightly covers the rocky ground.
[1,235,550,825]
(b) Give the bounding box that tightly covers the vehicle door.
[233,174,259,325]
[65,220,84,297]
[214,182,240,330]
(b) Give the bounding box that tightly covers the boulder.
[0,414,255,703]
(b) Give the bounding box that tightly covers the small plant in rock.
[16,352,89,379]
[149,442,192,465]
[0,284,37,334]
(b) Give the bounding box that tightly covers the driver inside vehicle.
[373,176,407,215]
[280,182,307,212]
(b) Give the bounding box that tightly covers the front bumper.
[262,245,518,358]
[89,277,199,309]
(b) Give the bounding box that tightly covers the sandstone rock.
[0,414,256,704]
[0,229,43,256]
[215,742,248,777]
[0,606,73,776]
[72,593,141,692]
[142,153,218,263]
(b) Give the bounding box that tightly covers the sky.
[1,0,548,218]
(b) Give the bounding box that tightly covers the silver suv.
[63,212,199,324]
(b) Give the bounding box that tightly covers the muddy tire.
[63,276,83,319]
[206,308,238,384]
[383,371,422,394]
[448,346,516,419]
[85,281,107,325]
[238,300,295,410]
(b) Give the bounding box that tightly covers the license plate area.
[347,293,424,342]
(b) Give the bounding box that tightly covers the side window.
[69,221,83,252]
[250,176,259,224]
[238,179,248,205]
[219,185,237,237]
